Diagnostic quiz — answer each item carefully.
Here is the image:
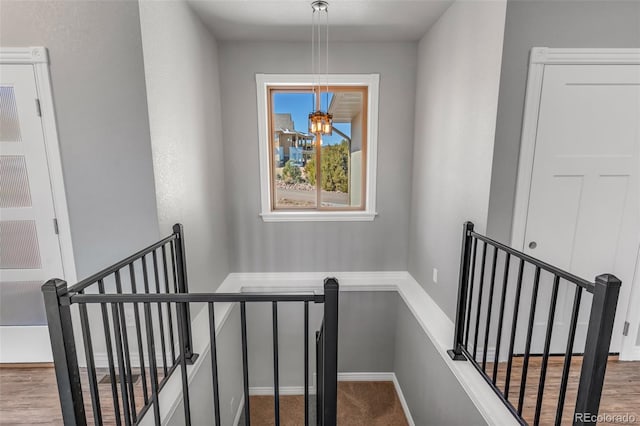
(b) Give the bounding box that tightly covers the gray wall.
[246,291,398,388]
[486,0,640,243]
[139,0,230,292]
[407,0,507,320]
[394,301,486,425]
[168,305,243,426]
[218,41,417,272]
[0,0,160,279]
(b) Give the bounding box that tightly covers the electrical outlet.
[433,268,438,284]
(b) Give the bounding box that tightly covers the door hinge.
[53,218,59,235]
[35,98,42,117]
[623,321,630,337]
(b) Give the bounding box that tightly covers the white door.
[0,64,64,362]
[522,63,639,356]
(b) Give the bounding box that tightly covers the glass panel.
[0,281,47,325]
[0,155,32,208]
[320,90,364,208]
[0,220,42,269]
[0,86,22,142]
[272,91,317,208]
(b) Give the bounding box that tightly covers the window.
[256,74,379,222]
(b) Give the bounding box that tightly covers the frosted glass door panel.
[0,64,64,328]
[0,86,22,142]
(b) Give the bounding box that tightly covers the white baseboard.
[619,345,640,361]
[249,386,313,396]
[391,374,416,426]
[0,326,53,363]
[338,371,394,381]
[233,395,244,426]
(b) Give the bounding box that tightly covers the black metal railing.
[42,224,339,426]
[448,222,621,426]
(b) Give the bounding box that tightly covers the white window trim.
[256,73,379,222]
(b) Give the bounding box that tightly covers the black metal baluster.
[129,263,149,405]
[464,238,479,347]
[316,326,324,426]
[272,301,280,425]
[304,301,309,426]
[534,275,560,426]
[518,266,541,415]
[504,259,525,400]
[208,302,222,426]
[482,247,499,371]
[98,279,122,426]
[142,258,161,424]
[555,286,582,426]
[152,250,169,376]
[240,302,251,426]
[161,245,176,364]
[176,303,192,425]
[78,291,103,426]
[473,242,488,360]
[492,253,511,384]
[114,271,136,422]
[111,303,132,426]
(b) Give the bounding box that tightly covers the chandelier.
[308,0,332,136]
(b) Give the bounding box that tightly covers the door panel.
[522,64,640,354]
[0,64,63,362]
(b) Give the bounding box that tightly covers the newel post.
[574,274,621,426]
[448,221,475,360]
[173,223,198,363]
[42,279,87,426]
[322,277,339,426]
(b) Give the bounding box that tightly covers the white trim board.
[139,271,516,426]
[255,73,380,222]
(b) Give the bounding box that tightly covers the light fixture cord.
[317,6,321,108]
[326,5,329,114]
[311,5,315,112]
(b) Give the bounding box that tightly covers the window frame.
[256,74,379,222]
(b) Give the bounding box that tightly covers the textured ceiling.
[187,0,454,41]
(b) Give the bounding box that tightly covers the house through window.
[269,86,367,210]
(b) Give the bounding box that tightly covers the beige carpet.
[248,381,409,426]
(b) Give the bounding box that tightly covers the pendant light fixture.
[308,0,332,137]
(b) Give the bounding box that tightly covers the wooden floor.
[485,356,640,425]
[0,358,638,425]
[0,366,161,425]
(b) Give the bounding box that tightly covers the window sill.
[260,211,377,222]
